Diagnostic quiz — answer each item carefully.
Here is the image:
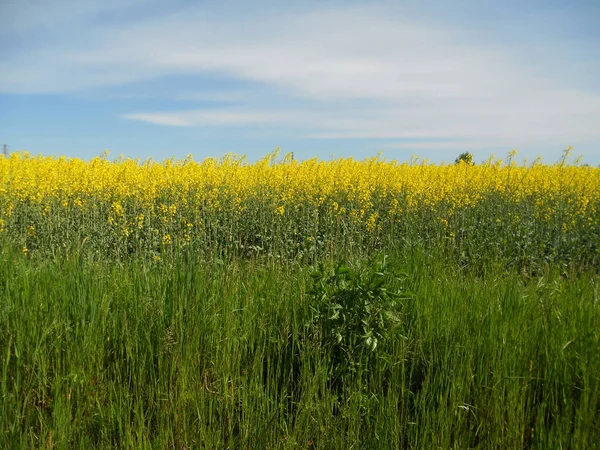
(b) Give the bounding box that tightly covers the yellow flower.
[366,212,379,232]
[0,149,598,258]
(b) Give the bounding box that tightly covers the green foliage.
[455,151,474,165]
[1,242,599,448]
[306,256,411,380]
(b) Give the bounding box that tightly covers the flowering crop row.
[1,149,599,268]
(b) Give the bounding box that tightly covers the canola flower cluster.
[1,148,599,267]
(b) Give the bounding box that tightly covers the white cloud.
[121,110,294,126]
[121,113,192,127]
[2,2,599,154]
[74,89,251,102]
[378,141,512,155]
[54,7,534,103]
[170,91,251,103]
[120,89,600,145]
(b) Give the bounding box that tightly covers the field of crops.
[1,149,599,448]
[2,148,599,269]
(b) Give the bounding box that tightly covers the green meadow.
[1,240,599,449]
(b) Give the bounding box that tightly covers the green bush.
[306,255,412,383]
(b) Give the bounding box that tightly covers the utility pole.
[2,144,8,157]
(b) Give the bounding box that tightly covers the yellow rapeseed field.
[1,148,599,266]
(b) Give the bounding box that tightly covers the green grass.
[1,242,599,449]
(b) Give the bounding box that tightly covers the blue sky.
[1,0,599,164]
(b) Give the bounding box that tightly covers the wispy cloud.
[121,113,192,127]
[380,140,496,150]
[170,91,252,103]
[2,1,599,157]
[74,89,251,102]
[121,110,293,127]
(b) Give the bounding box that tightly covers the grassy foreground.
[1,243,599,449]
